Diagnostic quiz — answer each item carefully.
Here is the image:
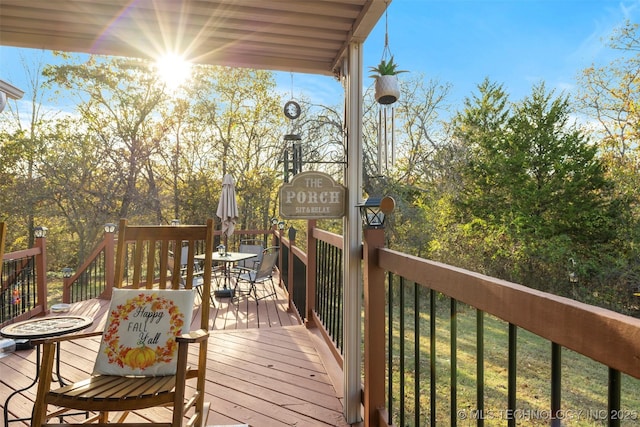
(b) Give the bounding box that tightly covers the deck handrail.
[1,228,47,326]
[379,247,640,378]
[62,234,112,302]
[362,227,640,427]
[275,221,345,364]
[5,221,640,426]
[61,228,277,302]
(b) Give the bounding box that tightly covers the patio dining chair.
[31,218,214,427]
[168,246,215,307]
[231,238,264,275]
[234,245,279,304]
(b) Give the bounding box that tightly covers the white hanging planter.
[374,75,400,105]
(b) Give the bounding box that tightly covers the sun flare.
[154,53,192,91]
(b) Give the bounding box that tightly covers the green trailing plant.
[368,56,408,78]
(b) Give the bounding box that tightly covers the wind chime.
[283,73,302,182]
[370,1,405,175]
[378,101,395,174]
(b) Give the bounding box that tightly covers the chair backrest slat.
[0,222,5,278]
[114,218,214,327]
[159,241,170,289]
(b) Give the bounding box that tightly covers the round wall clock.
[284,100,301,120]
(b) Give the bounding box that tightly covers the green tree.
[0,54,55,248]
[444,80,615,291]
[185,66,285,230]
[362,73,452,253]
[44,55,169,223]
[575,20,640,309]
[39,116,118,265]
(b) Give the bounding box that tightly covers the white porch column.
[343,41,364,424]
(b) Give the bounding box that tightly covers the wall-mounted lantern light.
[62,267,74,278]
[357,196,396,229]
[34,226,48,238]
[217,244,226,256]
[568,258,578,283]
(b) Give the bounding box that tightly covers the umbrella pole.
[214,233,234,298]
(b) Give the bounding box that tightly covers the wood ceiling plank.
[0,0,387,75]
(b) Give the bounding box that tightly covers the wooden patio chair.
[31,218,215,427]
[0,222,5,277]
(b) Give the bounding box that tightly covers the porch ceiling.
[0,0,387,76]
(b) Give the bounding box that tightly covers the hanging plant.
[368,56,408,77]
[368,56,407,105]
[368,2,408,105]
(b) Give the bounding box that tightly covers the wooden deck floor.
[0,282,348,426]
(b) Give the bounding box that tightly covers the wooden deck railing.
[276,220,345,363]
[64,228,277,301]
[62,230,115,302]
[0,225,48,325]
[3,221,640,427]
[0,224,278,327]
[362,227,640,427]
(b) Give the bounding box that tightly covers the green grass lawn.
[386,289,640,426]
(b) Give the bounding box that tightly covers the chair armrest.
[31,330,104,346]
[234,266,254,275]
[177,329,209,344]
[182,270,205,280]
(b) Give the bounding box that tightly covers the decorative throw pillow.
[93,288,194,376]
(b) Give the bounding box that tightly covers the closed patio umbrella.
[215,174,238,297]
[216,173,239,245]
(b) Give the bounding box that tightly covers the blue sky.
[286,0,640,111]
[2,0,640,113]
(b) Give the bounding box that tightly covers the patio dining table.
[196,251,258,297]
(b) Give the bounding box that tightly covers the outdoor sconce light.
[278,221,285,230]
[357,196,396,229]
[104,223,116,233]
[62,267,73,278]
[171,219,180,226]
[34,226,48,238]
[217,244,226,256]
[568,258,578,283]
